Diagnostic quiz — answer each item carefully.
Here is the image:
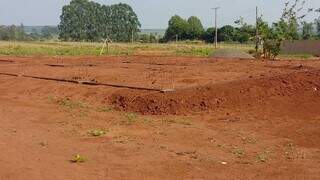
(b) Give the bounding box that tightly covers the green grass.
[0,41,253,57]
[122,112,139,125]
[50,97,89,118]
[0,41,316,59]
[57,98,88,110]
[0,41,130,56]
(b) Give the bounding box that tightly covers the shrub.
[263,40,281,60]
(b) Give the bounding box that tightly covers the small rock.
[221,161,227,165]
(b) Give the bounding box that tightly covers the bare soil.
[0,55,320,180]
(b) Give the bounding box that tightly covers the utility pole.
[255,6,259,53]
[212,7,220,49]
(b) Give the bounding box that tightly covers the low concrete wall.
[281,40,320,56]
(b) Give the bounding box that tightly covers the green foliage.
[192,17,255,44]
[237,32,251,43]
[202,27,215,43]
[263,40,281,60]
[0,24,28,41]
[302,21,314,40]
[0,41,252,57]
[164,15,189,41]
[0,24,58,41]
[138,33,158,43]
[272,0,308,41]
[186,16,205,40]
[272,19,300,41]
[314,17,320,38]
[202,25,240,43]
[254,0,313,60]
[58,0,141,42]
[218,25,236,42]
[59,0,103,41]
[164,15,205,41]
[41,26,59,40]
[234,17,256,43]
[108,3,141,42]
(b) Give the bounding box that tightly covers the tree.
[41,26,59,40]
[217,25,236,42]
[0,26,10,40]
[17,23,25,41]
[315,18,320,39]
[201,27,215,43]
[234,17,255,43]
[138,33,157,43]
[58,0,140,42]
[315,9,320,38]
[302,21,314,39]
[108,3,141,42]
[29,28,41,41]
[186,16,204,40]
[260,0,311,60]
[272,0,309,41]
[164,15,189,41]
[0,25,30,41]
[59,0,92,41]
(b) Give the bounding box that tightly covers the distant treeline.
[162,15,320,43]
[0,25,58,41]
[0,23,162,43]
[1,0,319,45]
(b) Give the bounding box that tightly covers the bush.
[263,40,281,60]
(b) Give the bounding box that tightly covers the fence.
[281,40,320,56]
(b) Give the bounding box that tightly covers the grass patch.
[257,151,270,163]
[121,112,139,125]
[49,96,89,118]
[0,41,254,57]
[88,129,107,137]
[96,106,113,113]
[57,98,88,110]
[231,147,245,158]
[284,143,295,160]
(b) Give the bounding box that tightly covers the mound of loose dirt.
[109,70,320,115]
[210,48,254,59]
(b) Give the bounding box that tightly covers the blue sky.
[0,0,319,28]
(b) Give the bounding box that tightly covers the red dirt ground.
[0,55,320,180]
